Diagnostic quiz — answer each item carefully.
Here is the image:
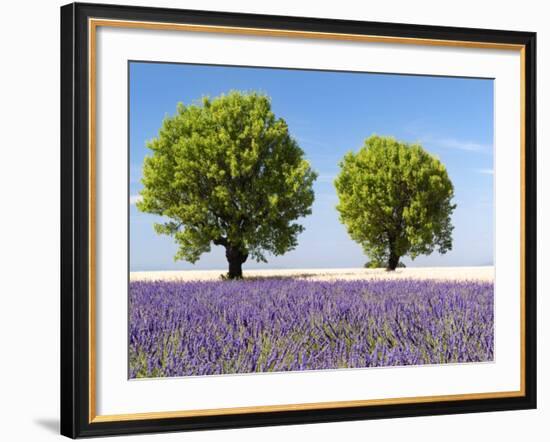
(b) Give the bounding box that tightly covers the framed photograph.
[60,2,536,438]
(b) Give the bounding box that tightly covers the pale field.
[130,266,494,282]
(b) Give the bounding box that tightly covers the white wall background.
[0,0,546,440]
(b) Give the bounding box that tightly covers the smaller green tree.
[335,135,456,270]
[137,91,317,279]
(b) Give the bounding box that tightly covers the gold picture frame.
[61,2,536,438]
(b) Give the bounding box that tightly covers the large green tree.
[137,91,317,279]
[334,135,456,270]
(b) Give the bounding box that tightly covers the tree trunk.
[387,238,399,271]
[225,246,248,279]
[387,253,399,271]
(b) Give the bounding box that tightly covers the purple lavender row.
[129,278,493,378]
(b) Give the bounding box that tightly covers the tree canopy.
[334,135,456,270]
[137,91,317,278]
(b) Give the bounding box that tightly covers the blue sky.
[129,62,494,271]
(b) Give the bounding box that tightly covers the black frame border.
[60,2,537,438]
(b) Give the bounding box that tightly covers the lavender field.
[129,278,493,378]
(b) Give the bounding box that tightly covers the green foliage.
[335,135,456,270]
[364,260,406,269]
[363,260,407,269]
[137,91,317,275]
[364,260,383,269]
